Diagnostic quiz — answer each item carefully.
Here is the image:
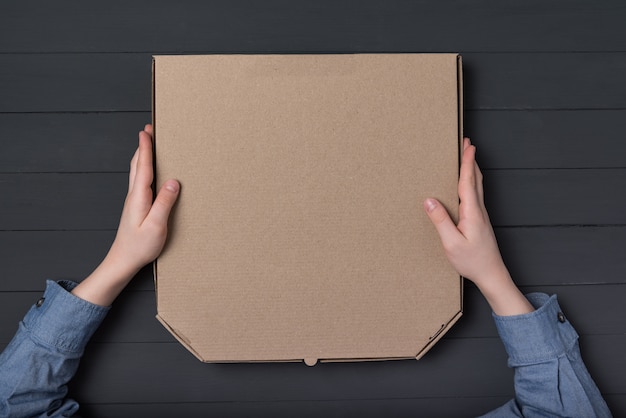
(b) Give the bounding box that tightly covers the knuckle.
[157,192,176,208]
[442,239,457,253]
[431,212,445,224]
[430,207,448,224]
[146,217,167,235]
[442,236,466,258]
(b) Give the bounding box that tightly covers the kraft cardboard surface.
[153,54,463,364]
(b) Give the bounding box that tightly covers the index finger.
[132,130,155,193]
[457,143,482,218]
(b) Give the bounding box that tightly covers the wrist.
[474,267,534,316]
[97,252,140,286]
[70,251,140,307]
[468,261,512,298]
[103,241,145,281]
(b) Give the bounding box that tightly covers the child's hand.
[72,125,180,306]
[107,124,180,276]
[423,138,533,316]
[423,138,507,287]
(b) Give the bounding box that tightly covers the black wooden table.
[1,1,625,416]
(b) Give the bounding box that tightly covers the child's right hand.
[423,138,534,316]
[423,138,509,287]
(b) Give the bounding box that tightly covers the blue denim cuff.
[492,292,579,367]
[21,280,110,355]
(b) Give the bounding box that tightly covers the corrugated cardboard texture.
[154,54,462,364]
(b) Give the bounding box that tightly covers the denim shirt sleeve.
[0,280,109,418]
[479,293,612,418]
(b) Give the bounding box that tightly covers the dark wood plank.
[0,113,147,173]
[467,110,626,169]
[452,284,626,339]
[604,395,625,417]
[3,53,626,113]
[2,1,626,54]
[69,338,512,403]
[464,52,626,110]
[3,169,625,231]
[77,394,626,418]
[495,226,626,286]
[2,281,623,343]
[2,110,625,174]
[66,335,622,404]
[0,54,150,113]
[0,231,114,290]
[78,396,513,418]
[483,169,626,226]
[4,283,623,344]
[77,283,626,343]
[2,291,619,412]
[0,173,126,230]
[0,231,150,291]
[0,289,170,345]
[0,293,36,344]
[1,0,624,415]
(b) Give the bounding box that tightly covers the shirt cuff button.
[557,311,566,323]
[35,297,45,308]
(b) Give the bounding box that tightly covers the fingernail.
[424,198,437,213]
[465,137,471,145]
[165,181,179,193]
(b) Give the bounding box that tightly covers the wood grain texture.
[2,170,625,232]
[70,339,514,403]
[463,53,626,110]
[1,224,624,299]
[0,54,150,113]
[3,53,626,112]
[2,110,625,174]
[1,1,625,53]
[66,335,624,404]
[0,173,126,230]
[453,284,626,339]
[75,397,512,418]
[1,0,624,415]
[467,110,626,169]
[0,113,147,173]
[0,231,154,291]
[0,231,115,289]
[0,289,171,345]
[483,169,626,226]
[495,226,626,285]
[76,395,626,418]
[3,283,624,345]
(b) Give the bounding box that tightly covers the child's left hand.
[72,124,180,306]
[107,124,180,277]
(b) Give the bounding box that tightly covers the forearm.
[473,265,534,317]
[71,251,139,307]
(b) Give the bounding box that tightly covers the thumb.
[147,180,180,227]
[423,198,461,247]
